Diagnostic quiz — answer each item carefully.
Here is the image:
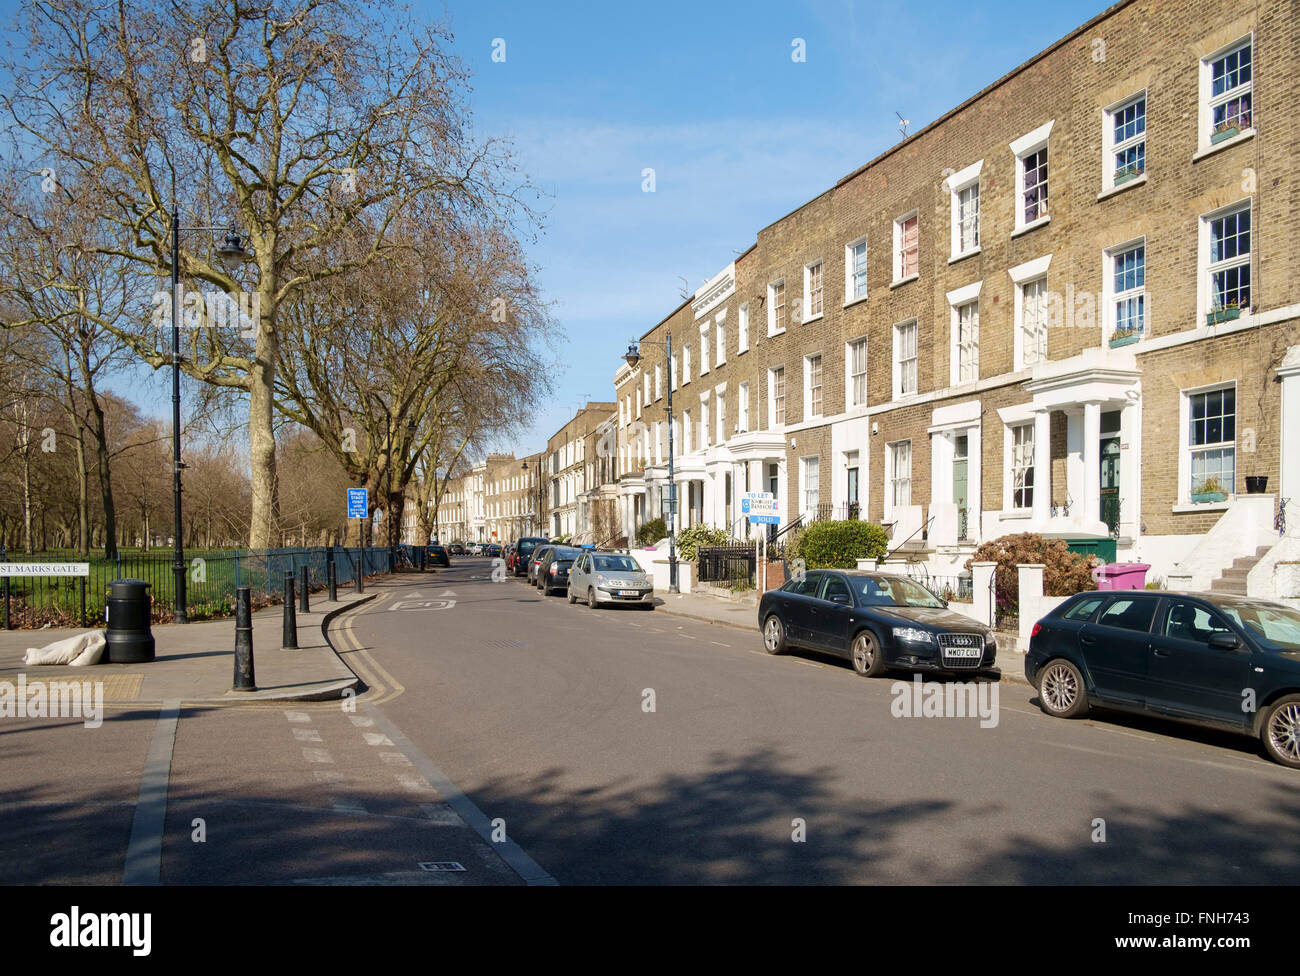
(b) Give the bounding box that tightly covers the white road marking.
[292,728,322,742]
[679,634,697,641]
[711,641,731,647]
[363,732,395,747]
[348,715,375,727]
[302,748,334,763]
[283,711,311,723]
[380,751,413,766]
[396,773,435,793]
[122,700,180,886]
[420,803,463,826]
[313,770,345,784]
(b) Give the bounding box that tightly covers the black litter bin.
[105,579,155,663]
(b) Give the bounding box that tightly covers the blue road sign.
[347,488,368,519]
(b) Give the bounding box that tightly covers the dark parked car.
[757,570,999,678]
[425,544,450,568]
[486,543,502,558]
[536,546,581,596]
[1025,590,1300,768]
[448,543,465,556]
[527,545,554,585]
[513,537,549,577]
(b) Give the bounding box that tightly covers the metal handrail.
[883,514,935,563]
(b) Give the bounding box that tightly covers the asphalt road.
[5,558,1300,886]
[353,560,1300,884]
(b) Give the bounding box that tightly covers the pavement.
[650,587,1032,685]
[0,585,375,705]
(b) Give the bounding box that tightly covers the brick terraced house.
[611,0,1300,597]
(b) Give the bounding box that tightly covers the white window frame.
[1007,422,1035,511]
[643,373,651,407]
[846,336,868,409]
[682,345,691,384]
[1010,121,1052,231]
[1009,254,1052,371]
[804,352,824,419]
[946,280,982,388]
[714,310,726,366]
[669,355,677,391]
[1180,382,1237,502]
[845,236,867,304]
[767,279,786,336]
[1199,199,1252,324]
[803,260,824,322]
[699,393,710,450]
[699,323,710,375]
[1104,238,1147,341]
[1103,91,1147,192]
[738,381,750,433]
[892,319,918,400]
[802,455,820,516]
[945,159,983,261]
[738,303,750,353]
[769,366,786,428]
[886,440,912,515]
[654,364,662,401]
[715,384,726,444]
[1198,35,1254,152]
[893,212,919,283]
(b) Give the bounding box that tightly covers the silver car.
[567,552,655,610]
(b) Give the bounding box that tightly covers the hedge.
[794,520,890,569]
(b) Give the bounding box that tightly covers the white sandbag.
[23,630,107,667]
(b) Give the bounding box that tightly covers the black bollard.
[354,555,363,594]
[283,570,298,648]
[299,565,310,614]
[232,586,257,692]
[327,551,337,602]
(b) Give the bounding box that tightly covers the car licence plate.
[619,590,638,596]
[946,646,981,658]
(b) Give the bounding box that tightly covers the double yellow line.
[331,592,405,705]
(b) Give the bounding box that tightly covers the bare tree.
[3,0,540,547]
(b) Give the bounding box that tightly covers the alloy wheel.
[1268,703,1300,762]
[1041,662,1078,713]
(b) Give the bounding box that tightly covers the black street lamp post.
[623,334,678,592]
[169,214,249,623]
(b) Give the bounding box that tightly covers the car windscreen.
[1220,604,1300,651]
[518,541,538,554]
[856,576,945,608]
[552,547,581,558]
[594,556,640,573]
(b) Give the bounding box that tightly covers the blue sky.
[440,0,1111,454]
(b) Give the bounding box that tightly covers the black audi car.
[1025,590,1300,768]
[425,543,451,568]
[513,537,550,577]
[536,545,581,596]
[758,570,998,679]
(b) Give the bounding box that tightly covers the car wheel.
[851,630,886,677]
[587,587,599,610]
[1260,695,1300,768]
[1037,659,1089,719]
[567,587,577,605]
[762,614,787,655]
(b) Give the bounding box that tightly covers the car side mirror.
[940,598,949,608]
[1208,632,1240,650]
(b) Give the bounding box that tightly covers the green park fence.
[0,544,422,629]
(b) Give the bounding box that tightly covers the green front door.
[953,435,969,540]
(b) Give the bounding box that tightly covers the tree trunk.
[78,334,118,560]
[247,280,281,550]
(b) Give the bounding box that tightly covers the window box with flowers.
[1206,300,1242,326]
[1191,476,1229,504]
[1109,327,1142,348]
[1113,163,1144,186]
[1211,111,1250,145]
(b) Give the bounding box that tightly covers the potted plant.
[1109,326,1141,348]
[1113,162,1144,186]
[1245,475,1269,494]
[1191,476,1229,503]
[1211,119,1241,145]
[1206,298,1242,325]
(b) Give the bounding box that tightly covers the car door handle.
[1153,647,1170,658]
[1080,635,1097,645]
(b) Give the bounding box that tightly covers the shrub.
[635,517,667,548]
[965,533,1097,614]
[677,525,732,562]
[795,520,890,569]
